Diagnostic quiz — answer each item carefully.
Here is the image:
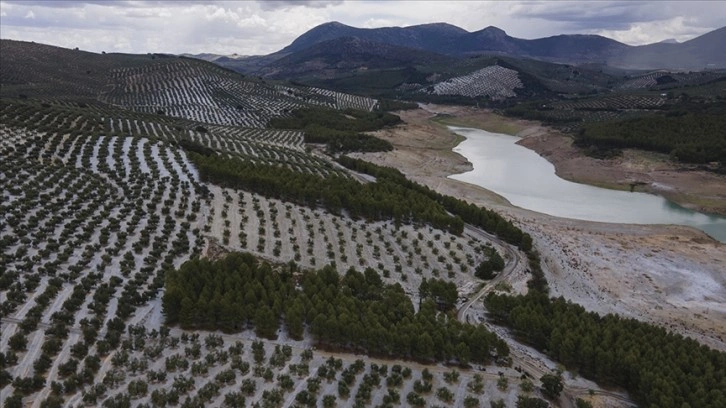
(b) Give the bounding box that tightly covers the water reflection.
[448,126,726,242]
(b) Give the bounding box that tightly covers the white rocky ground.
[516,213,726,351]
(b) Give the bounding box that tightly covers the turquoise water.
[448,126,726,242]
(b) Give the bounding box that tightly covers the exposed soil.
[362,104,726,351]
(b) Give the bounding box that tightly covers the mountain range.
[208,22,726,78]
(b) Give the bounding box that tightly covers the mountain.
[213,22,629,88]
[258,36,455,79]
[278,22,630,63]
[214,22,726,78]
[281,21,469,55]
[517,34,627,63]
[215,22,465,75]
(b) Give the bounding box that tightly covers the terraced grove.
[0,125,206,404]
[101,59,378,128]
[63,327,532,408]
[0,40,557,408]
[424,66,523,100]
[0,114,533,407]
[205,185,499,300]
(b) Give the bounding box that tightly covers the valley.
[0,34,724,408]
[358,103,726,350]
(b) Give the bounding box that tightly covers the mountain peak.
[318,21,350,29]
[481,26,507,35]
[409,22,469,33]
[283,21,361,53]
[471,26,509,43]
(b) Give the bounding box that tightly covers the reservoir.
[448,126,726,242]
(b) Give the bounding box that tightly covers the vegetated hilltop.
[0,39,153,100]
[0,39,378,126]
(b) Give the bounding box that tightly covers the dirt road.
[455,226,634,408]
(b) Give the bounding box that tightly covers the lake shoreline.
[429,105,726,217]
[365,103,726,237]
[446,125,726,241]
[357,104,726,351]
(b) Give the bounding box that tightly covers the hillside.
[1,38,724,408]
[421,65,524,100]
[0,39,543,408]
[258,37,455,80]
[0,40,378,126]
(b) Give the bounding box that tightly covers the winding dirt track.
[456,226,520,322]
[455,225,634,408]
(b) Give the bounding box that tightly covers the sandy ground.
[362,104,726,351]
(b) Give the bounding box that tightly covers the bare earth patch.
[360,104,726,351]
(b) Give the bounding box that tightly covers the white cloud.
[360,18,403,29]
[596,16,702,45]
[258,1,343,12]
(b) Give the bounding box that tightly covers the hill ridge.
[218,22,726,75]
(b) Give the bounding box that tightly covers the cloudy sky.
[1,1,724,55]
